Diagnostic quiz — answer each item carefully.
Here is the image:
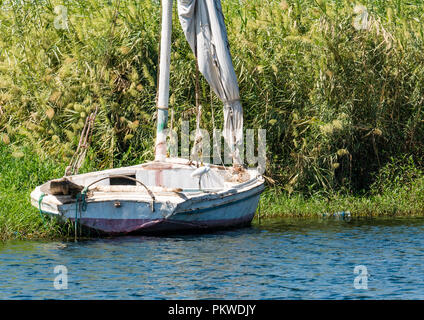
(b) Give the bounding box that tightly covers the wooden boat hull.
[68,189,261,234]
[30,159,265,235]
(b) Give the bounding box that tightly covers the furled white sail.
[177,0,243,165]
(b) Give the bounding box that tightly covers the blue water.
[1,217,424,299]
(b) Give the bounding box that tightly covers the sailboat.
[30,0,265,235]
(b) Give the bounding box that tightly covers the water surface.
[1,217,423,299]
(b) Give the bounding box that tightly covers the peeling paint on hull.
[70,214,255,235]
[59,189,260,234]
[31,159,265,236]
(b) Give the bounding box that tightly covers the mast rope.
[191,42,204,166]
[210,87,230,172]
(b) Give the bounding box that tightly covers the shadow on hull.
[70,217,255,239]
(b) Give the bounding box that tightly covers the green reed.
[1,0,423,197]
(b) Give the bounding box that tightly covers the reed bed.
[1,0,423,193]
[1,0,424,239]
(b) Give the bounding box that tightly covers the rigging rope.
[74,187,88,241]
[191,58,203,166]
[210,87,230,173]
[38,192,46,224]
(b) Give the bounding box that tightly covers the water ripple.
[0,217,423,299]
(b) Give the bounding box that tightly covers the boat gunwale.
[63,158,230,181]
[32,180,264,221]
[30,171,265,214]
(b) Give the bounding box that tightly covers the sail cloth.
[177,0,243,165]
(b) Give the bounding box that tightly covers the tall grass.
[260,162,424,218]
[0,143,70,240]
[0,0,423,196]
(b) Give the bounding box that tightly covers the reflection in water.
[0,217,424,299]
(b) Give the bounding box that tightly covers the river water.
[1,217,423,299]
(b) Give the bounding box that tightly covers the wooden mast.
[155,0,173,161]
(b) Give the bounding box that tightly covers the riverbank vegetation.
[1,0,424,240]
[0,144,65,241]
[1,143,423,241]
[261,155,424,218]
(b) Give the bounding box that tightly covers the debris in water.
[322,211,351,221]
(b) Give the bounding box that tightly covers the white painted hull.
[31,158,265,235]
